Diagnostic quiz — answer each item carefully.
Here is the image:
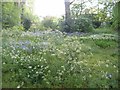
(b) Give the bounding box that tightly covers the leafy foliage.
[23,18,31,31]
[41,16,59,30]
[2,29,118,88]
[112,1,120,30]
[62,17,93,33]
[2,2,21,28]
[94,40,116,48]
[1,0,119,88]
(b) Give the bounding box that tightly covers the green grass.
[93,27,117,34]
[2,29,118,88]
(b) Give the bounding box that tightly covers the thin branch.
[88,0,92,3]
[70,0,75,5]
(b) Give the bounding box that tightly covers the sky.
[33,0,65,17]
[33,0,104,17]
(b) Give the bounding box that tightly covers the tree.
[112,1,120,30]
[2,2,21,28]
[65,0,70,29]
[64,0,75,31]
[0,1,2,29]
[41,16,59,30]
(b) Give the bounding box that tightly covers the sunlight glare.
[33,0,65,17]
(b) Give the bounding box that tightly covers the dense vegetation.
[2,29,118,88]
[1,0,119,88]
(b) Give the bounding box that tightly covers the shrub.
[41,17,59,30]
[2,2,21,29]
[59,20,71,32]
[61,17,93,33]
[12,26,24,31]
[94,40,116,48]
[23,18,32,31]
[92,21,101,28]
[29,23,47,32]
[80,14,102,28]
[112,1,120,31]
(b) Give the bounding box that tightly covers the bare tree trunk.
[64,0,71,22]
[19,0,26,25]
[64,0,75,32]
[64,0,72,32]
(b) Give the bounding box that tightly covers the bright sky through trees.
[33,0,104,17]
[33,0,65,17]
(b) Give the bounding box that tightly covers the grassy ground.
[93,27,117,34]
[2,28,118,88]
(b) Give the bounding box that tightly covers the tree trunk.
[14,0,26,25]
[19,0,26,25]
[64,0,72,32]
[64,0,71,22]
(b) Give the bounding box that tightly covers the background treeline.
[1,0,120,32]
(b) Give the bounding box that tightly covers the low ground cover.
[2,29,118,88]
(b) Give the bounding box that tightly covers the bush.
[112,1,120,31]
[94,40,116,48]
[92,21,101,28]
[2,2,21,29]
[59,20,70,32]
[23,18,32,31]
[80,14,102,28]
[41,17,59,30]
[12,26,24,31]
[29,23,47,32]
[61,17,93,33]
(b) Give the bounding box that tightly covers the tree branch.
[70,0,75,5]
